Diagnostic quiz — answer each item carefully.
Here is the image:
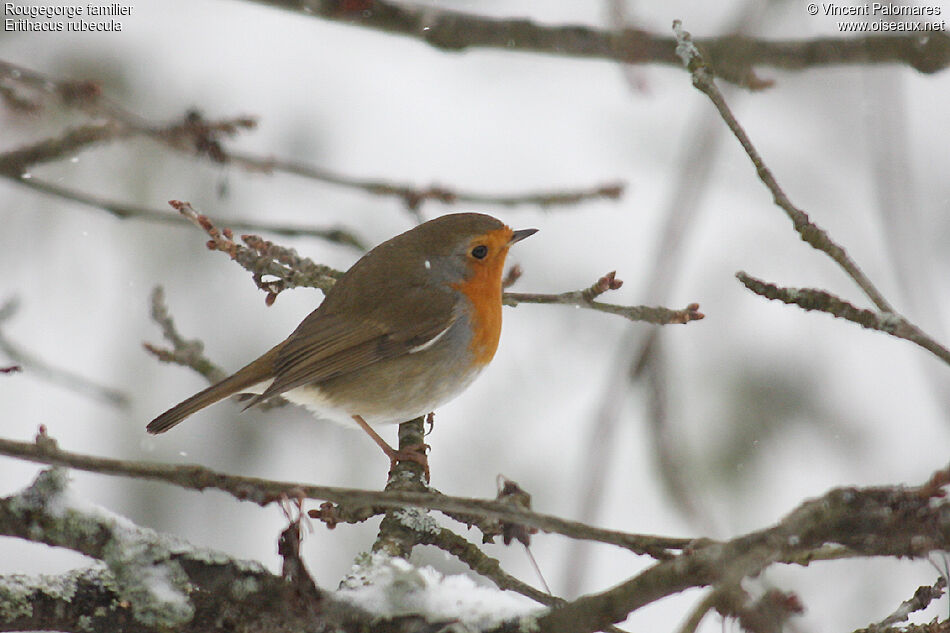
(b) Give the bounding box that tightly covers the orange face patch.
[451,227,515,366]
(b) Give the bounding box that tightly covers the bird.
[147,212,537,475]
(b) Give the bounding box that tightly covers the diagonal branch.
[673,21,950,370]
[737,272,950,366]
[673,21,894,313]
[172,200,343,300]
[510,464,950,633]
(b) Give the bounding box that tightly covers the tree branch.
[0,59,624,216]
[12,175,367,246]
[737,272,950,366]
[504,271,704,325]
[239,1,950,86]
[673,21,893,313]
[0,432,690,558]
[0,468,438,633]
[509,464,950,633]
[852,577,947,633]
[673,20,950,369]
[171,200,343,301]
[172,201,703,327]
[2,438,946,633]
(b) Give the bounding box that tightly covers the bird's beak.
[509,228,538,245]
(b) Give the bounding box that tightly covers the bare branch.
[0,60,624,214]
[143,287,229,385]
[144,286,291,411]
[237,1,950,86]
[2,436,947,633]
[10,170,368,247]
[736,272,950,366]
[852,577,947,633]
[0,433,691,558]
[515,464,950,633]
[172,200,342,300]
[504,271,704,325]
[173,201,699,327]
[232,150,625,211]
[673,21,894,313]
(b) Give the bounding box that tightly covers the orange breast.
[451,227,513,366]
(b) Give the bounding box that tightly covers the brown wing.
[244,286,457,406]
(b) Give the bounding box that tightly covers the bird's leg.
[351,415,430,481]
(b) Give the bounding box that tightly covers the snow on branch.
[1,438,948,633]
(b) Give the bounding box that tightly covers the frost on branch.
[0,468,544,633]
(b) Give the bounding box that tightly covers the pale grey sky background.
[1,1,949,630]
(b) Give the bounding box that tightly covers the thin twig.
[737,272,950,367]
[412,520,558,606]
[0,434,692,558]
[231,151,625,211]
[852,577,946,632]
[144,286,290,410]
[174,202,703,326]
[143,287,228,385]
[11,171,367,247]
[0,60,625,213]
[504,271,704,325]
[172,200,342,300]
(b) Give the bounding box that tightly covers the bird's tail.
[146,348,277,434]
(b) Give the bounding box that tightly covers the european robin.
[147,212,537,474]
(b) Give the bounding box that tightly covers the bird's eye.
[471,245,488,259]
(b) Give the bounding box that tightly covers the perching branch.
[0,468,420,633]
[2,437,948,633]
[174,201,706,326]
[0,432,690,558]
[238,0,950,87]
[736,272,950,366]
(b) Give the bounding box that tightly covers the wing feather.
[245,286,457,406]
